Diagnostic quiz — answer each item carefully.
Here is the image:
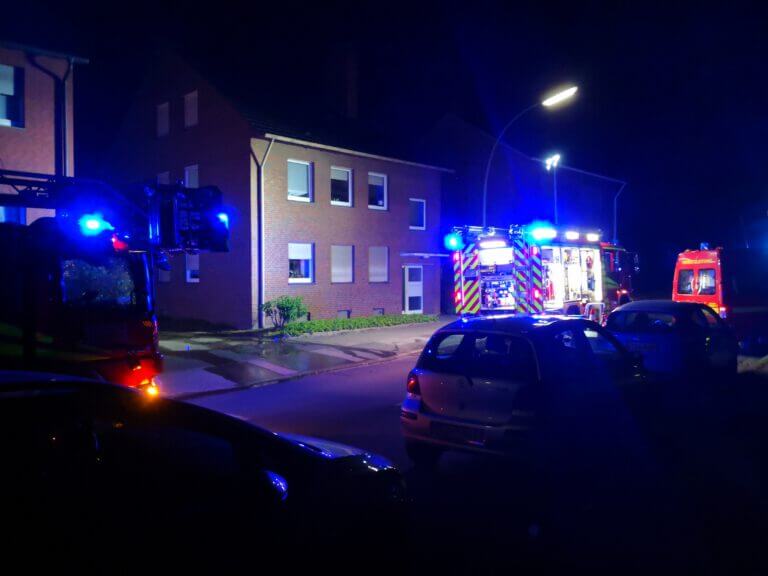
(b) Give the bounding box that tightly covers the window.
[184,90,198,127]
[583,328,622,360]
[408,267,422,282]
[337,310,351,319]
[157,171,170,185]
[61,257,136,308]
[373,307,385,316]
[606,311,677,333]
[419,332,468,373]
[331,245,354,283]
[184,164,199,188]
[368,246,389,283]
[409,198,426,230]
[330,167,352,206]
[0,64,24,127]
[185,253,200,283]
[469,334,538,382]
[698,269,716,295]
[368,173,387,209]
[0,206,24,224]
[156,102,169,137]
[287,160,312,201]
[677,269,694,295]
[288,243,313,283]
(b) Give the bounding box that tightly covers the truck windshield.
[61,255,145,311]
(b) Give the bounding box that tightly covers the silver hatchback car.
[400,315,642,466]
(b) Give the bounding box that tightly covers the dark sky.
[3,1,768,289]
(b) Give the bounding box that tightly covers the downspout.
[251,138,274,328]
[27,55,73,177]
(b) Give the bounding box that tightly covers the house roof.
[0,40,89,65]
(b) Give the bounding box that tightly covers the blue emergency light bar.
[78,213,114,236]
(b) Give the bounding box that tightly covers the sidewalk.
[156,316,454,399]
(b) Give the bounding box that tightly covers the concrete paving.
[156,317,454,398]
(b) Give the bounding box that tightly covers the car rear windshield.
[61,255,144,311]
[677,269,694,294]
[607,311,677,333]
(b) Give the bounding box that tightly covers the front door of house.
[404,265,424,314]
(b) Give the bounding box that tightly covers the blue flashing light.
[78,213,114,236]
[529,225,557,242]
[265,470,289,501]
[444,232,465,251]
[217,212,229,228]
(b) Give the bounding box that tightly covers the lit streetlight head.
[542,86,578,108]
[545,154,561,171]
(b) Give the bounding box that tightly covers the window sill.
[409,226,426,231]
[287,195,312,203]
[331,201,353,207]
[368,205,388,211]
[289,278,313,284]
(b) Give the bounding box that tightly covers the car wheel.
[405,441,442,469]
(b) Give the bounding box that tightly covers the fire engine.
[0,169,229,393]
[446,223,635,322]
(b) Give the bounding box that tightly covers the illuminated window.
[0,64,24,128]
[698,269,716,295]
[184,90,198,127]
[368,246,388,282]
[288,243,313,283]
[185,253,200,283]
[368,173,387,210]
[677,269,694,295]
[409,198,426,230]
[184,164,199,188]
[287,160,312,201]
[331,167,352,206]
[331,245,354,283]
[156,102,169,137]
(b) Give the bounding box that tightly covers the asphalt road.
[190,356,768,575]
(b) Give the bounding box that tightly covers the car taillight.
[407,373,420,395]
[719,306,727,319]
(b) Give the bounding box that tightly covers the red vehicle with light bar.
[0,169,229,393]
[446,223,635,322]
[672,245,768,355]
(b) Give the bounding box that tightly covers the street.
[186,352,768,574]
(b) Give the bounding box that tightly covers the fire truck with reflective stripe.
[447,223,635,321]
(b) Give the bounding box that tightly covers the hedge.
[283,314,439,336]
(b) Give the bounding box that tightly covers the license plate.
[431,421,486,445]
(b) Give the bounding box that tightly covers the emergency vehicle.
[0,169,229,393]
[672,245,768,354]
[447,223,634,322]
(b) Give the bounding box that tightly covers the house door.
[404,265,424,314]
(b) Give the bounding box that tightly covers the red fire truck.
[447,223,635,322]
[0,169,229,393]
[672,246,768,355]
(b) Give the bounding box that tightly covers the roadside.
[156,316,454,399]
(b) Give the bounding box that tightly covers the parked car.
[605,300,739,378]
[400,315,643,465]
[1,372,406,570]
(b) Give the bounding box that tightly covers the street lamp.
[481,85,578,228]
[545,153,561,224]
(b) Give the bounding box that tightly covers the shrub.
[260,296,309,330]
[283,313,439,336]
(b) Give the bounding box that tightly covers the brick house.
[110,51,449,329]
[0,42,85,223]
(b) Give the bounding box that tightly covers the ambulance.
[672,245,768,355]
[447,223,635,322]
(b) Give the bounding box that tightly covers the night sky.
[3,1,767,291]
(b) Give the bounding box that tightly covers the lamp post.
[545,153,561,224]
[481,85,578,228]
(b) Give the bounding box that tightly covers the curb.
[169,347,422,401]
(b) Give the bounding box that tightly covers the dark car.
[0,372,406,570]
[400,315,643,465]
[605,300,739,378]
